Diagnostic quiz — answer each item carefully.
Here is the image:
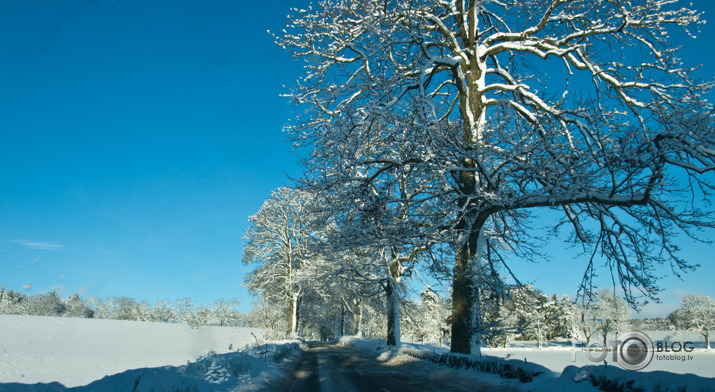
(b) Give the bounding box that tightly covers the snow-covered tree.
[192,304,212,328]
[526,294,552,348]
[595,290,631,346]
[319,239,434,346]
[414,287,451,345]
[243,187,320,336]
[87,297,110,319]
[548,294,579,340]
[278,0,715,354]
[670,295,714,349]
[296,127,443,347]
[0,287,27,315]
[210,298,241,327]
[64,293,94,318]
[483,292,518,348]
[175,298,196,326]
[483,288,577,347]
[507,286,551,347]
[147,300,176,324]
[109,297,141,321]
[577,301,599,346]
[25,291,66,317]
[245,296,285,331]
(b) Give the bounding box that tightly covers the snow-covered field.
[2,314,713,391]
[0,314,282,389]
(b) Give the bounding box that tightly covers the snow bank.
[561,365,715,392]
[337,336,715,392]
[482,346,715,379]
[0,314,267,388]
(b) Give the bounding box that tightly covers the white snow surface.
[0,314,297,390]
[2,315,713,392]
[339,336,715,392]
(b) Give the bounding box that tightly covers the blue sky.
[0,0,713,317]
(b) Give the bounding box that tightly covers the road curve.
[286,343,522,392]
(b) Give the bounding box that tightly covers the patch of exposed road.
[286,343,523,392]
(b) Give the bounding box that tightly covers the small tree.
[513,288,550,348]
[243,187,319,337]
[110,297,141,321]
[211,298,241,327]
[414,287,451,345]
[595,290,631,346]
[64,293,94,318]
[148,300,176,323]
[26,291,66,317]
[550,295,579,340]
[577,302,598,347]
[671,295,714,350]
[175,298,195,326]
[0,287,27,315]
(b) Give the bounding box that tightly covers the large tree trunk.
[449,1,492,355]
[450,211,490,355]
[386,278,401,346]
[287,287,300,336]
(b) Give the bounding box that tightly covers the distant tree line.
[0,288,94,319]
[0,286,254,329]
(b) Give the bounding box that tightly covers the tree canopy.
[277,0,715,354]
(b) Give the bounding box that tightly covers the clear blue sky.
[0,0,713,317]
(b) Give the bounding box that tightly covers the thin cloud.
[7,239,64,250]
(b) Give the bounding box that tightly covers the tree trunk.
[704,331,710,350]
[296,296,302,336]
[353,298,363,336]
[450,212,489,355]
[602,320,610,348]
[287,287,300,336]
[450,240,481,354]
[386,278,401,346]
[449,3,492,355]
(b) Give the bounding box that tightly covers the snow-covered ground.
[482,346,715,378]
[0,314,289,389]
[404,332,714,378]
[341,337,715,392]
[2,315,713,391]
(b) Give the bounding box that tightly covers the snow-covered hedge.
[398,346,545,382]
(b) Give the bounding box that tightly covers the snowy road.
[286,343,522,392]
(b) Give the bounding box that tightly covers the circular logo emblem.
[617,331,654,371]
